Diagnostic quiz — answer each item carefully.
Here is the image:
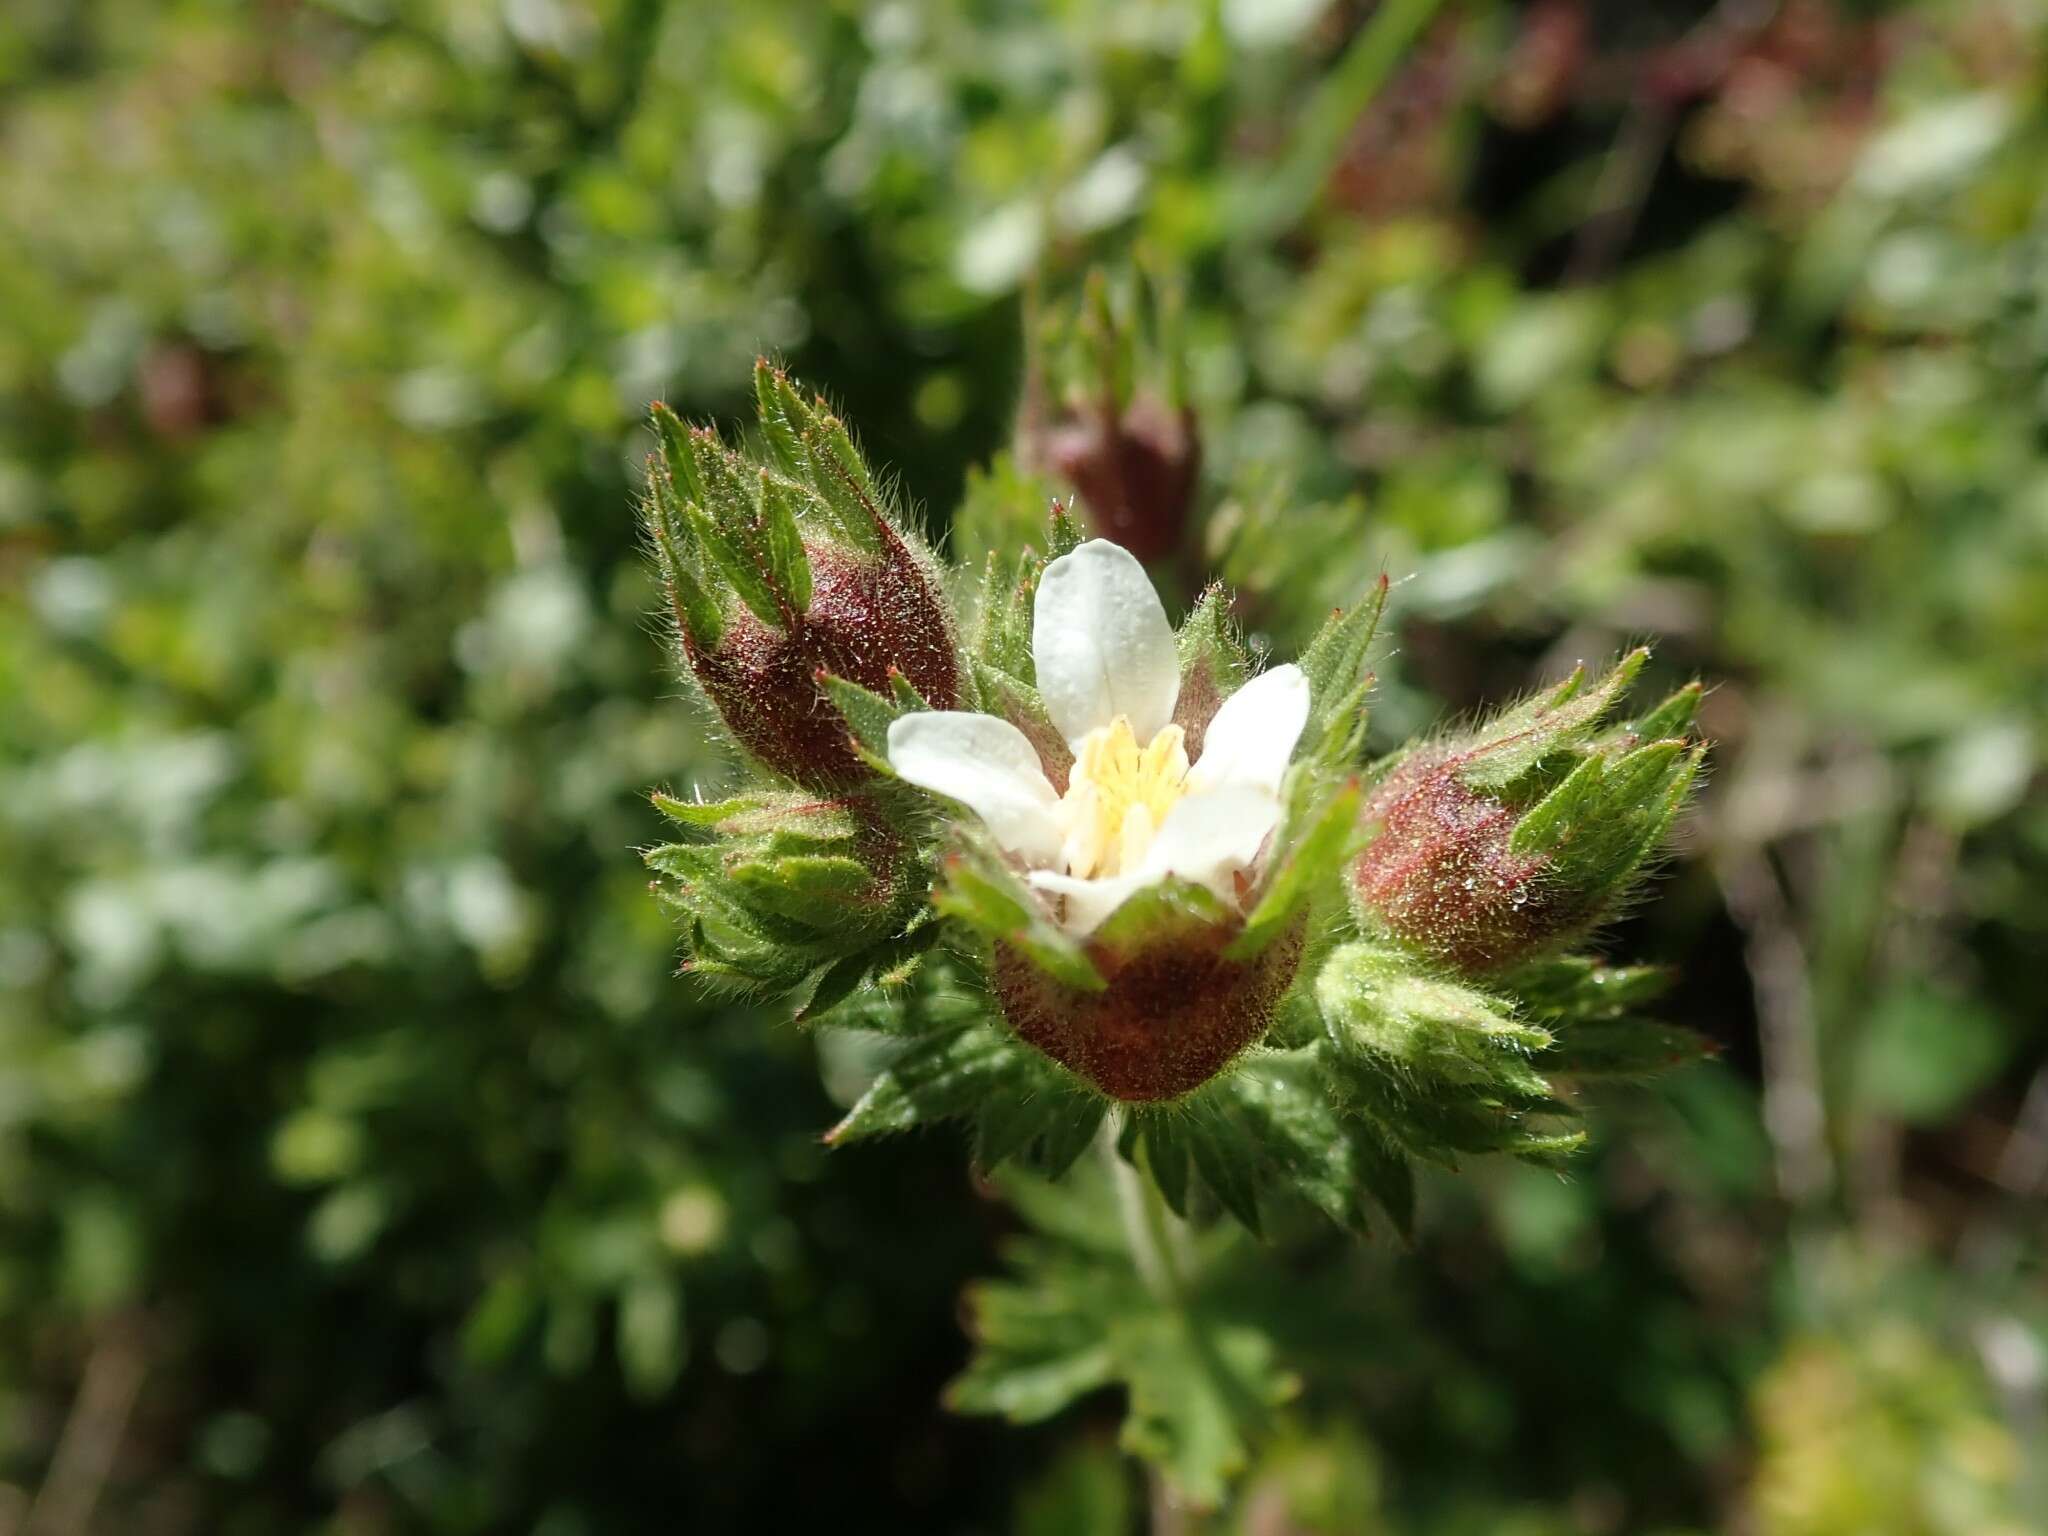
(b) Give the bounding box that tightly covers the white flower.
[886,540,1310,936]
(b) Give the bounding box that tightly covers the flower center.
[1058,716,1190,879]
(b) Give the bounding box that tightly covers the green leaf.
[1113,1311,1297,1510]
[974,1083,1107,1177]
[827,1022,1038,1145]
[1853,981,2013,1124]
[1011,1443,1135,1536]
[949,1269,1120,1422]
[1127,1048,1415,1239]
[950,1166,1298,1510]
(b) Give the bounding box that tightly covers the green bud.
[646,789,931,1004]
[1349,656,1704,975]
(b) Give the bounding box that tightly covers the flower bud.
[685,539,959,791]
[1043,393,1200,564]
[1348,656,1703,976]
[645,370,961,792]
[1027,266,1200,563]
[647,787,924,1003]
[990,912,1304,1103]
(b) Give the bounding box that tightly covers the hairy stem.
[1099,1114,1210,1534]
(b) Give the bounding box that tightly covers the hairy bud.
[1027,266,1200,563]
[645,366,961,792]
[1349,654,1703,976]
[685,539,958,790]
[646,787,927,1002]
[1043,394,1200,564]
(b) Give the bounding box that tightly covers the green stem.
[1099,1115,1211,1535]
[1101,1110,1182,1303]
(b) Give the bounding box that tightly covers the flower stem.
[1101,1110,1182,1303]
[1098,1114,1211,1535]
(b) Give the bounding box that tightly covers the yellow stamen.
[1059,716,1190,878]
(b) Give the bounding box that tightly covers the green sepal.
[1318,942,1552,1076]
[1458,647,1649,792]
[815,670,919,770]
[1499,956,1675,1019]
[1224,775,1361,961]
[968,659,1072,787]
[645,787,921,998]
[803,404,891,554]
[1321,1037,1586,1168]
[1510,739,1701,891]
[1297,574,1389,731]
[1316,941,1584,1168]
[1622,681,1703,744]
[969,549,1043,684]
[651,788,863,849]
[681,491,785,631]
[1174,584,1250,698]
[1541,1016,1719,1078]
[1047,499,1084,557]
[648,402,699,501]
[727,854,877,924]
[643,477,726,650]
[752,357,807,477]
[951,453,1065,572]
[1090,876,1236,954]
[754,470,814,613]
[932,831,1105,993]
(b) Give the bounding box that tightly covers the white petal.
[1032,539,1180,747]
[887,712,1062,864]
[1140,785,1285,900]
[1186,664,1310,796]
[1027,868,1148,938]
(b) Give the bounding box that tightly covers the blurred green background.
[3,0,2045,1530]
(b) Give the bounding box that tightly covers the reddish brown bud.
[990,919,1303,1103]
[1044,394,1199,564]
[1348,752,1590,976]
[687,539,959,791]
